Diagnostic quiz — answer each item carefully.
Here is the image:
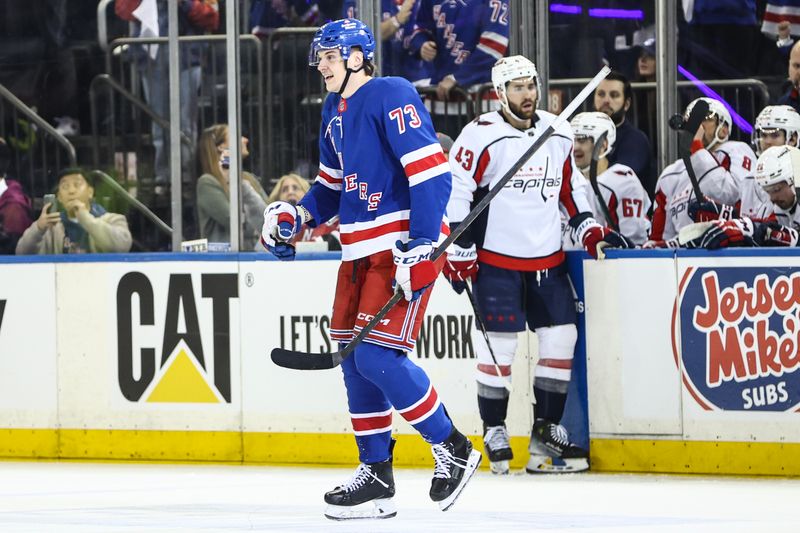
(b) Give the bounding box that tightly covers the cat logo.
[116,272,238,403]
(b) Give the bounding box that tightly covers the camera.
[668,113,685,131]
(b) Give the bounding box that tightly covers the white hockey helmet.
[570,111,617,159]
[755,145,800,189]
[491,55,541,121]
[752,105,800,155]
[684,97,733,150]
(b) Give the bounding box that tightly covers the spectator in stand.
[115,0,220,188]
[632,38,657,156]
[593,71,656,198]
[0,138,33,254]
[16,169,132,255]
[408,0,510,99]
[196,124,269,250]
[778,41,800,113]
[343,0,430,84]
[265,173,340,252]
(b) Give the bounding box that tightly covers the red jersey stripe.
[399,387,439,423]
[479,36,507,55]
[318,169,342,184]
[351,413,393,432]
[404,151,448,178]
[478,249,564,271]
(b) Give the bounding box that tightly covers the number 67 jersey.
[446,109,595,271]
[299,77,452,261]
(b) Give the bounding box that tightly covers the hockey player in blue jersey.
[260,19,481,520]
[408,0,510,99]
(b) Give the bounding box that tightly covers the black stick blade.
[270,348,344,370]
[684,99,710,134]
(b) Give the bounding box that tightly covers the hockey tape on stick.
[681,99,710,203]
[271,66,612,370]
[588,130,618,233]
[465,284,512,392]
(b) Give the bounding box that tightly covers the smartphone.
[43,194,56,213]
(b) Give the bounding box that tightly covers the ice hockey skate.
[323,458,396,520]
[483,424,513,475]
[429,427,482,511]
[526,419,589,474]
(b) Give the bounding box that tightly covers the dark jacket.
[608,120,657,199]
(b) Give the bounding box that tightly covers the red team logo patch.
[673,267,800,411]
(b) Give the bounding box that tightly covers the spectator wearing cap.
[593,71,656,198]
[16,168,132,255]
[633,39,657,158]
[0,138,32,254]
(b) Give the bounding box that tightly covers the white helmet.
[752,105,800,155]
[755,145,800,189]
[570,112,617,159]
[684,97,732,150]
[491,55,540,122]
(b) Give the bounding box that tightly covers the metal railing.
[105,34,265,178]
[0,84,78,200]
[265,28,323,184]
[91,169,172,236]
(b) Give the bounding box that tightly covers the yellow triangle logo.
[146,348,221,403]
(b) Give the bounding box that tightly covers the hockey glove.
[443,243,478,294]
[642,238,680,249]
[685,218,755,250]
[578,219,634,260]
[687,197,738,223]
[261,201,304,260]
[392,238,438,302]
[754,222,799,247]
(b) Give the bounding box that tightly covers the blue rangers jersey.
[408,0,510,86]
[343,0,431,82]
[300,77,452,261]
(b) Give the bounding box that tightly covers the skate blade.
[439,450,482,512]
[324,498,397,520]
[525,455,589,474]
[489,460,509,475]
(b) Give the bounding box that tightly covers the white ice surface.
[0,462,797,532]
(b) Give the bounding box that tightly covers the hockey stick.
[271,65,612,371]
[587,131,619,233]
[679,99,710,203]
[464,284,512,392]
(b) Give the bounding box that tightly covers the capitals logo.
[672,267,800,411]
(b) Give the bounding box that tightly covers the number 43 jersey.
[446,110,594,271]
[299,77,452,261]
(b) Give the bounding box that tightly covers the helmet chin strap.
[337,64,365,95]
[500,93,534,125]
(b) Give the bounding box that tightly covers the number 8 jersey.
[299,77,452,261]
[446,109,594,270]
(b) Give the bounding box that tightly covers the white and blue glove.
[261,201,304,260]
[392,238,438,301]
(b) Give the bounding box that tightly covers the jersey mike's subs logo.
[673,267,800,411]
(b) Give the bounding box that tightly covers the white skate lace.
[431,443,469,479]
[340,463,389,493]
[549,424,570,449]
[484,426,510,452]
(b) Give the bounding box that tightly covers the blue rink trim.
[0,251,344,264]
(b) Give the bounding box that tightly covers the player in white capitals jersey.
[443,56,632,475]
[647,97,752,247]
[682,145,800,249]
[683,104,800,242]
[570,111,651,246]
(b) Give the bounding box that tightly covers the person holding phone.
[0,138,33,254]
[16,168,132,255]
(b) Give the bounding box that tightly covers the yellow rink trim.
[1,429,798,476]
[590,438,800,477]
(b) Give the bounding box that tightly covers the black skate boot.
[429,427,482,511]
[526,418,589,474]
[483,424,513,475]
[324,443,397,520]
